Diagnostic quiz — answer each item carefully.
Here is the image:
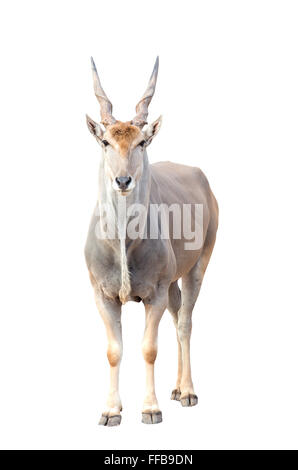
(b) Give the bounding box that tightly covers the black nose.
[115,176,132,190]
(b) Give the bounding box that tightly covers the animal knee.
[107,342,122,367]
[142,341,157,364]
[178,319,192,342]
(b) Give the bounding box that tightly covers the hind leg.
[178,236,216,407]
[168,281,182,401]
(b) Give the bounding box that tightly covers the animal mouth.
[120,189,132,195]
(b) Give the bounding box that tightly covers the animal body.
[85,57,218,426]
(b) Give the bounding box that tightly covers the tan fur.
[107,122,141,157]
[89,270,97,288]
[107,346,121,367]
[142,346,157,364]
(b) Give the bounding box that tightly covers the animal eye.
[102,140,109,147]
[139,140,146,148]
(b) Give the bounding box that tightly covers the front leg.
[141,298,166,424]
[94,291,123,427]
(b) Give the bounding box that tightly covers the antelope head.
[86,57,162,195]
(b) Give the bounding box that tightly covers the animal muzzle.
[115,176,132,191]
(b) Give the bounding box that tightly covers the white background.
[0,0,297,450]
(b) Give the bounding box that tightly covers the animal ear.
[86,114,104,141]
[143,115,162,145]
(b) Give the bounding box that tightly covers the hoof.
[99,414,122,426]
[171,389,181,401]
[180,394,198,407]
[142,411,162,424]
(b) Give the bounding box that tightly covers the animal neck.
[98,153,151,303]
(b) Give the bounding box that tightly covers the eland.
[85,56,218,426]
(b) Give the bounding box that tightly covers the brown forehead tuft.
[107,122,141,157]
[109,122,140,140]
